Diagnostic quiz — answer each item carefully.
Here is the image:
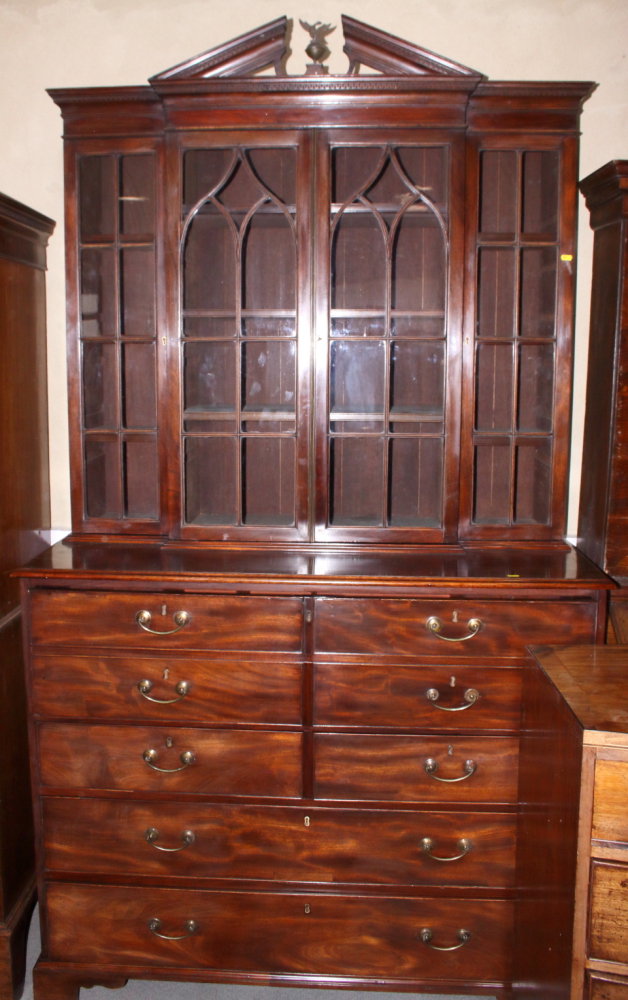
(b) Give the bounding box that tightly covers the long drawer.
[37,724,302,797]
[314,664,521,729]
[314,598,597,657]
[29,591,304,652]
[31,654,302,724]
[314,734,519,803]
[45,883,513,980]
[42,798,516,887]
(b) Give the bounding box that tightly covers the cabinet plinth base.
[0,876,36,1000]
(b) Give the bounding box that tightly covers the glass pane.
[124,439,158,518]
[364,156,408,206]
[332,147,384,204]
[330,341,385,417]
[514,440,551,524]
[81,249,116,338]
[476,343,514,431]
[122,343,156,430]
[79,156,115,241]
[331,213,386,310]
[518,343,554,432]
[477,249,516,339]
[392,316,444,339]
[390,341,444,419]
[183,342,235,414]
[83,342,117,430]
[243,212,296,311]
[121,248,155,337]
[388,437,443,527]
[185,437,237,525]
[331,316,385,338]
[248,148,296,205]
[480,151,517,234]
[243,317,295,338]
[242,438,295,525]
[184,317,236,339]
[520,248,557,338]
[217,158,262,211]
[184,209,236,312]
[330,437,383,526]
[119,155,155,238]
[184,149,235,207]
[242,341,295,415]
[84,438,121,519]
[391,214,445,313]
[473,444,511,523]
[396,147,448,210]
[522,151,559,236]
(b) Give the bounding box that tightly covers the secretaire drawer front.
[29,591,304,652]
[38,724,301,797]
[42,798,516,888]
[46,883,512,981]
[592,760,628,846]
[589,861,628,964]
[314,598,596,657]
[314,735,519,803]
[315,665,521,729]
[31,655,302,724]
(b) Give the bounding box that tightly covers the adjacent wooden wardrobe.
[0,192,54,997]
[17,16,611,1000]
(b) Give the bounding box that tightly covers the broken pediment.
[148,14,485,83]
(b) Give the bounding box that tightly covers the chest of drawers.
[17,542,610,1000]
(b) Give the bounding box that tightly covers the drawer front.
[314,664,521,729]
[589,861,628,964]
[314,598,596,658]
[587,974,628,1000]
[38,724,301,797]
[31,654,302,724]
[46,883,512,981]
[29,591,304,652]
[43,798,516,888]
[592,760,628,847]
[314,735,519,803]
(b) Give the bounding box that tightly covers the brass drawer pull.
[426,616,482,642]
[136,610,190,635]
[148,918,197,940]
[425,687,479,710]
[138,679,189,704]
[424,757,476,782]
[420,837,472,861]
[420,928,470,951]
[145,828,196,852]
[143,749,195,772]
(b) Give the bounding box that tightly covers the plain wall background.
[1,0,626,535]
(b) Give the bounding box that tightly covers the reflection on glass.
[391,215,445,312]
[390,341,444,418]
[119,155,155,238]
[332,214,386,310]
[242,341,295,415]
[330,341,385,417]
[184,342,235,414]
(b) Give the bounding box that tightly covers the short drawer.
[587,973,628,1000]
[46,883,513,981]
[592,760,628,848]
[29,591,304,652]
[314,664,521,729]
[37,724,301,797]
[42,798,516,888]
[31,654,302,724]
[314,735,519,803]
[314,598,597,658]
[589,861,628,965]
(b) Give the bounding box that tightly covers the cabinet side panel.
[514,655,583,999]
[578,220,625,571]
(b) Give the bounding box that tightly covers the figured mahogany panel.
[314,734,519,803]
[314,664,521,729]
[29,591,304,652]
[43,798,516,888]
[31,654,302,724]
[314,597,597,657]
[45,883,513,980]
[38,724,302,797]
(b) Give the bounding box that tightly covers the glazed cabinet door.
[460,135,577,539]
[313,130,464,543]
[172,131,312,540]
[68,137,165,534]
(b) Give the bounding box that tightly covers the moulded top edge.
[471,80,596,101]
[0,191,55,236]
[580,159,628,207]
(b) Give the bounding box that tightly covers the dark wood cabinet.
[18,15,611,1000]
[0,192,54,998]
